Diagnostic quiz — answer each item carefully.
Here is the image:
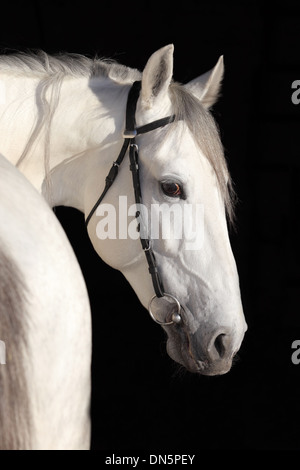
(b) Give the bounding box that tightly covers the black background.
[2,0,300,451]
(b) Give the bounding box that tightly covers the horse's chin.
[166,333,233,376]
[166,338,203,373]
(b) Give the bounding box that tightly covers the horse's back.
[0,156,91,449]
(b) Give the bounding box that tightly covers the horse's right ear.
[185,56,224,109]
[140,45,174,109]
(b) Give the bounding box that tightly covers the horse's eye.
[161,181,183,198]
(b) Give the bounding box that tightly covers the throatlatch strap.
[84,138,130,227]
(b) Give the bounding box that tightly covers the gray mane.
[0,51,234,221]
[0,50,142,83]
[168,84,235,224]
[0,244,31,449]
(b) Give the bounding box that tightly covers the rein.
[85,81,182,326]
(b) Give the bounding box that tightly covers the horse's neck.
[0,156,91,449]
[0,72,128,211]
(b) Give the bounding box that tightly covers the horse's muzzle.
[166,321,247,376]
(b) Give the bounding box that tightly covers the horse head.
[86,45,247,375]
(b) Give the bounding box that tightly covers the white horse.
[0,156,91,449]
[0,44,246,379]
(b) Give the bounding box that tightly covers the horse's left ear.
[185,56,224,109]
[141,44,174,109]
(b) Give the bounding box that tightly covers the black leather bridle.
[85,81,182,326]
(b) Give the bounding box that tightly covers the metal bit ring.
[148,293,182,326]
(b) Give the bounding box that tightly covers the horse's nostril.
[207,329,233,361]
[214,333,226,359]
[189,326,243,373]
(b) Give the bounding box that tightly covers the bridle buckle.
[123,129,137,139]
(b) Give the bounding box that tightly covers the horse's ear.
[141,44,174,109]
[185,56,224,109]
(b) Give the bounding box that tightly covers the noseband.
[85,81,182,326]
